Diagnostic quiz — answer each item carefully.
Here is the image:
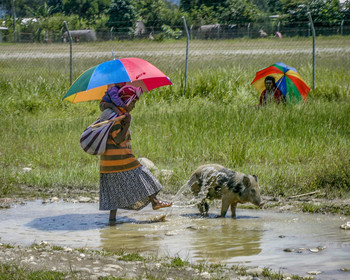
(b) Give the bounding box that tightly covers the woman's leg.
[149,194,172,210]
[109,209,117,221]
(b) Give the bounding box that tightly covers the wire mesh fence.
[2,19,350,42]
[1,21,349,93]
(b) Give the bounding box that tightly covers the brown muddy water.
[0,200,349,279]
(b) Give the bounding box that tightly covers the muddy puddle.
[0,200,349,279]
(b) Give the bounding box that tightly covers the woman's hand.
[122,112,131,126]
[114,112,131,144]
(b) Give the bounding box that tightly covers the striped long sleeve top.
[100,120,141,173]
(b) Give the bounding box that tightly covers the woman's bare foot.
[149,194,172,210]
[152,200,173,210]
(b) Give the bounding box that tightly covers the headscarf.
[118,85,143,106]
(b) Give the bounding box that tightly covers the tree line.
[1,0,350,41]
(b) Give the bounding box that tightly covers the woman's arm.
[113,113,131,144]
[259,90,266,105]
[100,101,123,115]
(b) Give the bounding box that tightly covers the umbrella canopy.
[251,62,310,103]
[62,57,172,103]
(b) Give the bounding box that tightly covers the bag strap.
[91,115,125,129]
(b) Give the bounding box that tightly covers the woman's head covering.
[118,85,143,106]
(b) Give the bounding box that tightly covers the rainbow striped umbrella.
[62,57,172,103]
[251,62,310,103]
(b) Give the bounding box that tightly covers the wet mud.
[0,200,350,279]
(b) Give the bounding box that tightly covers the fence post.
[340,20,344,36]
[248,23,251,38]
[307,12,316,91]
[182,16,190,94]
[12,0,17,42]
[110,27,114,40]
[64,21,73,86]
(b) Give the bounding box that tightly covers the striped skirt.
[99,165,163,211]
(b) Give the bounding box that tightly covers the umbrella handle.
[274,77,284,95]
[91,115,126,129]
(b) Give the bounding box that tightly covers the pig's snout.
[252,199,263,208]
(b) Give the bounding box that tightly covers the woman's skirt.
[99,165,163,211]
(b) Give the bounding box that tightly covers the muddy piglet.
[188,164,264,218]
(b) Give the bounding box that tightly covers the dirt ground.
[0,240,293,280]
[1,187,350,280]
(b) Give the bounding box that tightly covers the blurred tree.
[47,0,64,14]
[251,0,283,14]
[179,0,224,12]
[3,0,44,17]
[281,0,344,25]
[343,0,350,20]
[251,0,268,11]
[135,0,166,28]
[28,2,53,17]
[62,0,110,20]
[280,0,309,22]
[266,0,283,14]
[2,0,77,17]
[179,0,193,11]
[107,0,136,31]
[219,0,260,24]
[310,0,343,25]
[191,4,218,25]
[161,4,186,26]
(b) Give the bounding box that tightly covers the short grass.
[0,36,349,199]
[0,263,67,279]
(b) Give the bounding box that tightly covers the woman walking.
[99,85,172,221]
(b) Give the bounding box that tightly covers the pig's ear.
[253,175,258,183]
[243,176,251,187]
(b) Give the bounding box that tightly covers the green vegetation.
[0,37,349,202]
[0,263,67,280]
[2,0,349,40]
[262,267,312,280]
[300,202,350,215]
[168,256,189,267]
[118,252,145,261]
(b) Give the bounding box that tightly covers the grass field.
[0,36,349,199]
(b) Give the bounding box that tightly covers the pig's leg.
[230,202,237,219]
[204,200,209,215]
[220,197,230,217]
[198,199,209,216]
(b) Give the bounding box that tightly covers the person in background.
[275,31,282,39]
[99,86,172,221]
[259,76,285,106]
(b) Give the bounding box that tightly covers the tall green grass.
[0,37,349,198]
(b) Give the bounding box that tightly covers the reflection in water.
[99,208,262,262]
[26,213,107,231]
[100,222,165,255]
[189,220,262,262]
